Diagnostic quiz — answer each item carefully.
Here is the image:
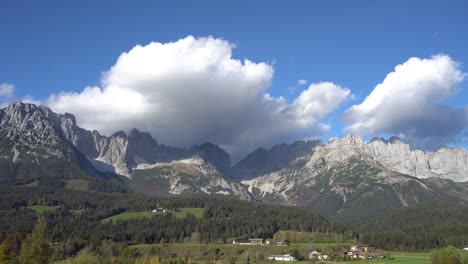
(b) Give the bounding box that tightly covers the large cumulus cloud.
[343,54,468,149]
[47,36,350,159]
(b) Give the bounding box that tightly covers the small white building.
[463,247,468,251]
[309,250,322,259]
[267,254,296,261]
[318,254,329,260]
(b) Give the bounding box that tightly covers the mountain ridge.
[1,102,467,208]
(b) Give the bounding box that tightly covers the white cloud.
[0,83,15,108]
[0,83,41,108]
[46,36,350,159]
[0,83,14,99]
[298,79,307,85]
[343,54,467,149]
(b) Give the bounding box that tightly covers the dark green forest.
[0,182,349,259]
[356,202,468,251]
[0,174,467,261]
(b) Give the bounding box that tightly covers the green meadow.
[27,205,58,213]
[101,207,205,223]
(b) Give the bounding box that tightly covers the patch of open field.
[131,242,346,262]
[27,205,58,213]
[101,207,205,223]
[129,243,430,264]
[17,181,39,187]
[63,179,90,191]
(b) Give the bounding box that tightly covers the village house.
[343,251,364,259]
[232,238,290,246]
[318,254,329,260]
[350,244,375,253]
[232,238,251,245]
[345,244,384,259]
[362,244,376,252]
[232,238,266,245]
[275,240,290,246]
[249,238,265,245]
[308,250,322,259]
[151,208,173,213]
[267,254,296,261]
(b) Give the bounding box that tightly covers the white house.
[267,254,296,261]
[309,250,322,259]
[318,254,329,260]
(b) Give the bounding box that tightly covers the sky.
[1,0,468,160]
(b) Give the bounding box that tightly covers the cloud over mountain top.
[47,36,350,160]
[344,54,467,149]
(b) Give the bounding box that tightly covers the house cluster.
[151,208,174,213]
[267,254,296,261]
[343,244,385,260]
[308,250,329,260]
[232,238,290,246]
[307,244,386,261]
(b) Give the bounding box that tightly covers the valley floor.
[55,243,431,264]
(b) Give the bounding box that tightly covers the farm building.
[249,238,265,245]
[309,250,322,259]
[232,239,251,245]
[267,254,296,261]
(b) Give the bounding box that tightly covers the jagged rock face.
[190,143,231,175]
[308,135,468,182]
[232,140,322,180]
[0,102,65,159]
[0,102,97,179]
[60,114,131,176]
[0,102,251,200]
[59,113,233,178]
[243,157,468,218]
[131,156,252,200]
[242,135,468,217]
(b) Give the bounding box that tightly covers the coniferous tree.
[0,238,11,264]
[18,217,52,264]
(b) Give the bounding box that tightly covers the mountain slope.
[231,140,321,180]
[0,102,251,200]
[0,102,100,182]
[242,135,468,218]
[131,156,252,200]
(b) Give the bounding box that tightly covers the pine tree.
[0,238,11,264]
[18,217,52,264]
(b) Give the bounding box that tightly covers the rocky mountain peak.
[232,140,322,180]
[190,142,231,175]
[60,112,77,126]
[112,130,128,138]
[388,136,401,143]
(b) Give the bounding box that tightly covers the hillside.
[0,102,251,200]
[242,136,468,219]
[0,102,105,183]
[0,183,351,258]
[357,202,468,250]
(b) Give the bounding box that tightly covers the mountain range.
[1,102,467,220]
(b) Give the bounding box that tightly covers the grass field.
[129,243,430,264]
[27,205,58,213]
[63,179,90,191]
[131,243,347,262]
[336,251,430,264]
[101,207,205,223]
[17,181,39,187]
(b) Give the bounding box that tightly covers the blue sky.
[1,0,467,157]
